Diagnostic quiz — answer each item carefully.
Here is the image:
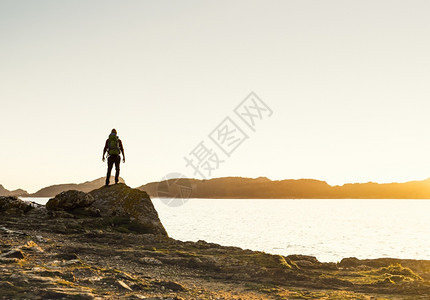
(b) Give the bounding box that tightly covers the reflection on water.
[152,198,430,262]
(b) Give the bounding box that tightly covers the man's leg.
[114,155,121,184]
[106,156,114,185]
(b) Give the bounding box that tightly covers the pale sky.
[2,1,430,193]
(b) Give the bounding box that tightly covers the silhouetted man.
[102,129,125,186]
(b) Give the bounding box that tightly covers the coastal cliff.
[1,185,429,299]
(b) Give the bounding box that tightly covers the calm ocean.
[23,197,430,262]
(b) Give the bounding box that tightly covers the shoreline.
[2,217,430,299]
[18,197,430,264]
[2,189,430,299]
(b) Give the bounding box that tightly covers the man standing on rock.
[102,129,125,186]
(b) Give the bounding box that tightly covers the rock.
[89,184,168,236]
[294,260,316,268]
[318,276,354,287]
[0,258,19,264]
[139,257,163,265]
[0,196,33,215]
[22,241,44,253]
[339,257,361,268]
[287,254,319,263]
[37,289,94,299]
[55,253,79,260]
[117,280,133,291]
[61,259,81,266]
[287,255,322,269]
[46,190,99,216]
[0,249,25,259]
[48,210,76,218]
[152,280,185,291]
[0,281,14,288]
[0,226,26,236]
[43,184,167,236]
[34,235,47,243]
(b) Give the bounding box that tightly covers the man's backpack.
[108,133,120,155]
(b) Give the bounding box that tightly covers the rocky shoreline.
[1,184,429,299]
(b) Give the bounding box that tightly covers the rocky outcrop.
[0,196,35,215]
[89,184,167,236]
[340,257,430,280]
[46,190,100,217]
[45,184,167,236]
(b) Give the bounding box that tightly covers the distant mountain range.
[28,177,125,197]
[0,177,125,198]
[0,185,28,197]
[138,176,430,199]
[3,176,430,199]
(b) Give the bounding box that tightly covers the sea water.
[23,197,430,262]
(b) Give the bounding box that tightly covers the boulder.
[89,184,167,236]
[339,257,361,268]
[45,184,168,236]
[0,249,25,259]
[287,254,321,269]
[0,197,33,215]
[46,190,98,216]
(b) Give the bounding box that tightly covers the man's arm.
[119,140,125,163]
[102,140,108,162]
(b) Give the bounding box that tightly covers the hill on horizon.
[4,176,430,199]
[138,176,430,199]
[0,185,28,197]
[28,177,125,198]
